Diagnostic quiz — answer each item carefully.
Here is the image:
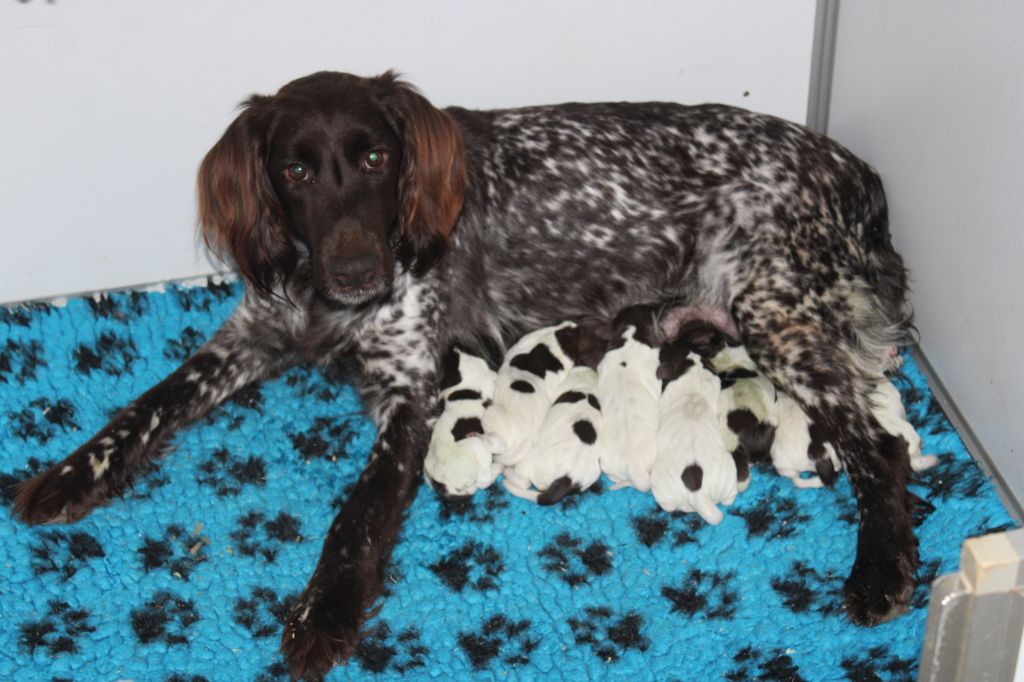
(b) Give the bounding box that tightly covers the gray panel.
[920,572,970,680]
[806,0,840,133]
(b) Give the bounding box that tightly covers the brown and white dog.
[14,71,916,680]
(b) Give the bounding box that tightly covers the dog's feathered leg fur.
[731,242,916,625]
[282,278,439,680]
[13,300,295,525]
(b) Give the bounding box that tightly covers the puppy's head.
[198,71,466,304]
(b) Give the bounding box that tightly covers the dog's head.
[198,71,466,304]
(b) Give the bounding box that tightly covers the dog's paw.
[843,550,916,626]
[12,453,105,525]
[280,586,364,681]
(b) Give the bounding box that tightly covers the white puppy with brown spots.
[424,347,499,497]
[770,392,843,488]
[503,364,604,504]
[482,322,577,468]
[870,379,937,472]
[652,330,737,525]
[596,305,662,492]
[711,344,778,492]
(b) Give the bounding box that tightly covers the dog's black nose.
[331,254,379,288]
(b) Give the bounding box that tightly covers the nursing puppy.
[483,322,578,467]
[653,322,737,524]
[870,380,937,473]
[711,344,778,492]
[503,364,604,504]
[596,304,663,492]
[424,347,499,498]
[771,392,843,488]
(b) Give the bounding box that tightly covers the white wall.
[829,2,1024,507]
[0,0,816,304]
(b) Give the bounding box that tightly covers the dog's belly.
[491,241,691,330]
[444,99,890,352]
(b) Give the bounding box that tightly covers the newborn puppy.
[503,365,604,504]
[870,379,938,472]
[711,344,777,492]
[424,347,499,498]
[770,392,842,488]
[482,322,578,467]
[597,304,662,492]
[652,323,737,524]
[503,321,609,504]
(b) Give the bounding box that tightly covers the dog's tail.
[852,169,917,362]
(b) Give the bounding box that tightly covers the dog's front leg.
[13,297,297,525]
[281,392,432,680]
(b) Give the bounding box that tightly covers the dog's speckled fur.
[14,71,914,680]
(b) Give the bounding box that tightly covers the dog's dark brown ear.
[374,72,467,274]
[198,95,296,296]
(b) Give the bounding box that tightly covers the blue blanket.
[0,280,1015,681]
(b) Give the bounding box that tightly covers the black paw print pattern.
[0,456,55,506]
[283,365,345,403]
[87,292,148,321]
[840,645,916,682]
[567,606,650,662]
[138,524,209,580]
[164,326,207,362]
[73,331,138,377]
[725,646,807,682]
[661,569,739,620]
[915,456,988,503]
[200,384,265,431]
[0,338,46,383]
[233,587,298,638]
[173,279,237,313]
[438,484,510,523]
[457,615,539,670]
[428,541,504,592]
[130,591,200,645]
[770,561,843,616]
[288,416,359,462]
[832,488,859,526]
[968,517,1017,541]
[632,506,707,548]
[896,371,955,441]
[29,530,105,580]
[910,558,942,611]
[18,600,96,656]
[355,621,430,674]
[537,532,613,587]
[7,397,78,444]
[229,511,303,563]
[254,662,291,682]
[0,300,53,328]
[195,448,266,496]
[732,496,810,539]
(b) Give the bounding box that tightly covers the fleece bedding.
[0,278,1015,682]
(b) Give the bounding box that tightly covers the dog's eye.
[285,163,310,182]
[363,150,388,170]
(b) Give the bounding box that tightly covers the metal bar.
[806,0,840,133]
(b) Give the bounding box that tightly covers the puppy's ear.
[198,95,296,296]
[572,319,611,370]
[374,72,467,274]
